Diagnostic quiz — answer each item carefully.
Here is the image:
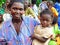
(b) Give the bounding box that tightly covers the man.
[0,0,39,45]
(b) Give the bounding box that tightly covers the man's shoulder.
[4,20,11,27]
[23,16,35,22]
[23,16,39,26]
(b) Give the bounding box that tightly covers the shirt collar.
[6,16,25,27]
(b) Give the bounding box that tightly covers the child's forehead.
[41,14,52,19]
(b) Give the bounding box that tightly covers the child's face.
[40,14,52,27]
[10,2,24,19]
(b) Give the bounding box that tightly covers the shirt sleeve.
[29,17,40,36]
[23,16,40,37]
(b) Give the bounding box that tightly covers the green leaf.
[0,0,6,7]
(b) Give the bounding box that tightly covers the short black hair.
[52,17,57,25]
[40,8,53,18]
[40,9,56,25]
[7,0,23,9]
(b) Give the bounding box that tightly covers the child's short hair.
[40,9,57,25]
[52,17,57,25]
[40,8,53,18]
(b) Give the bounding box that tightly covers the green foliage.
[0,0,6,7]
[36,0,42,7]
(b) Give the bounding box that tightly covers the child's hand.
[49,35,53,38]
[49,35,55,40]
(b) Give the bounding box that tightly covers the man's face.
[10,2,24,20]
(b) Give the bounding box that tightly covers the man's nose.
[16,10,20,13]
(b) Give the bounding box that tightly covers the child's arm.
[49,33,56,41]
[32,26,48,42]
[32,33,48,42]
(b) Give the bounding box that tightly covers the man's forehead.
[12,2,24,8]
[13,2,23,6]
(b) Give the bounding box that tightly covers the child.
[47,1,58,18]
[32,9,55,45]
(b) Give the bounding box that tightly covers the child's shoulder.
[35,25,41,29]
[35,25,53,29]
[34,25,41,30]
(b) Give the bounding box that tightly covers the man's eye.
[19,8,24,11]
[13,8,17,10]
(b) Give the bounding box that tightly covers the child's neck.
[42,25,51,28]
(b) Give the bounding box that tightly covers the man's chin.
[13,17,22,20]
[14,18,20,20]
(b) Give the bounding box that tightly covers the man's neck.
[12,19,22,23]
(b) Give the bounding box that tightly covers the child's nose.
[44,21,47,24]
